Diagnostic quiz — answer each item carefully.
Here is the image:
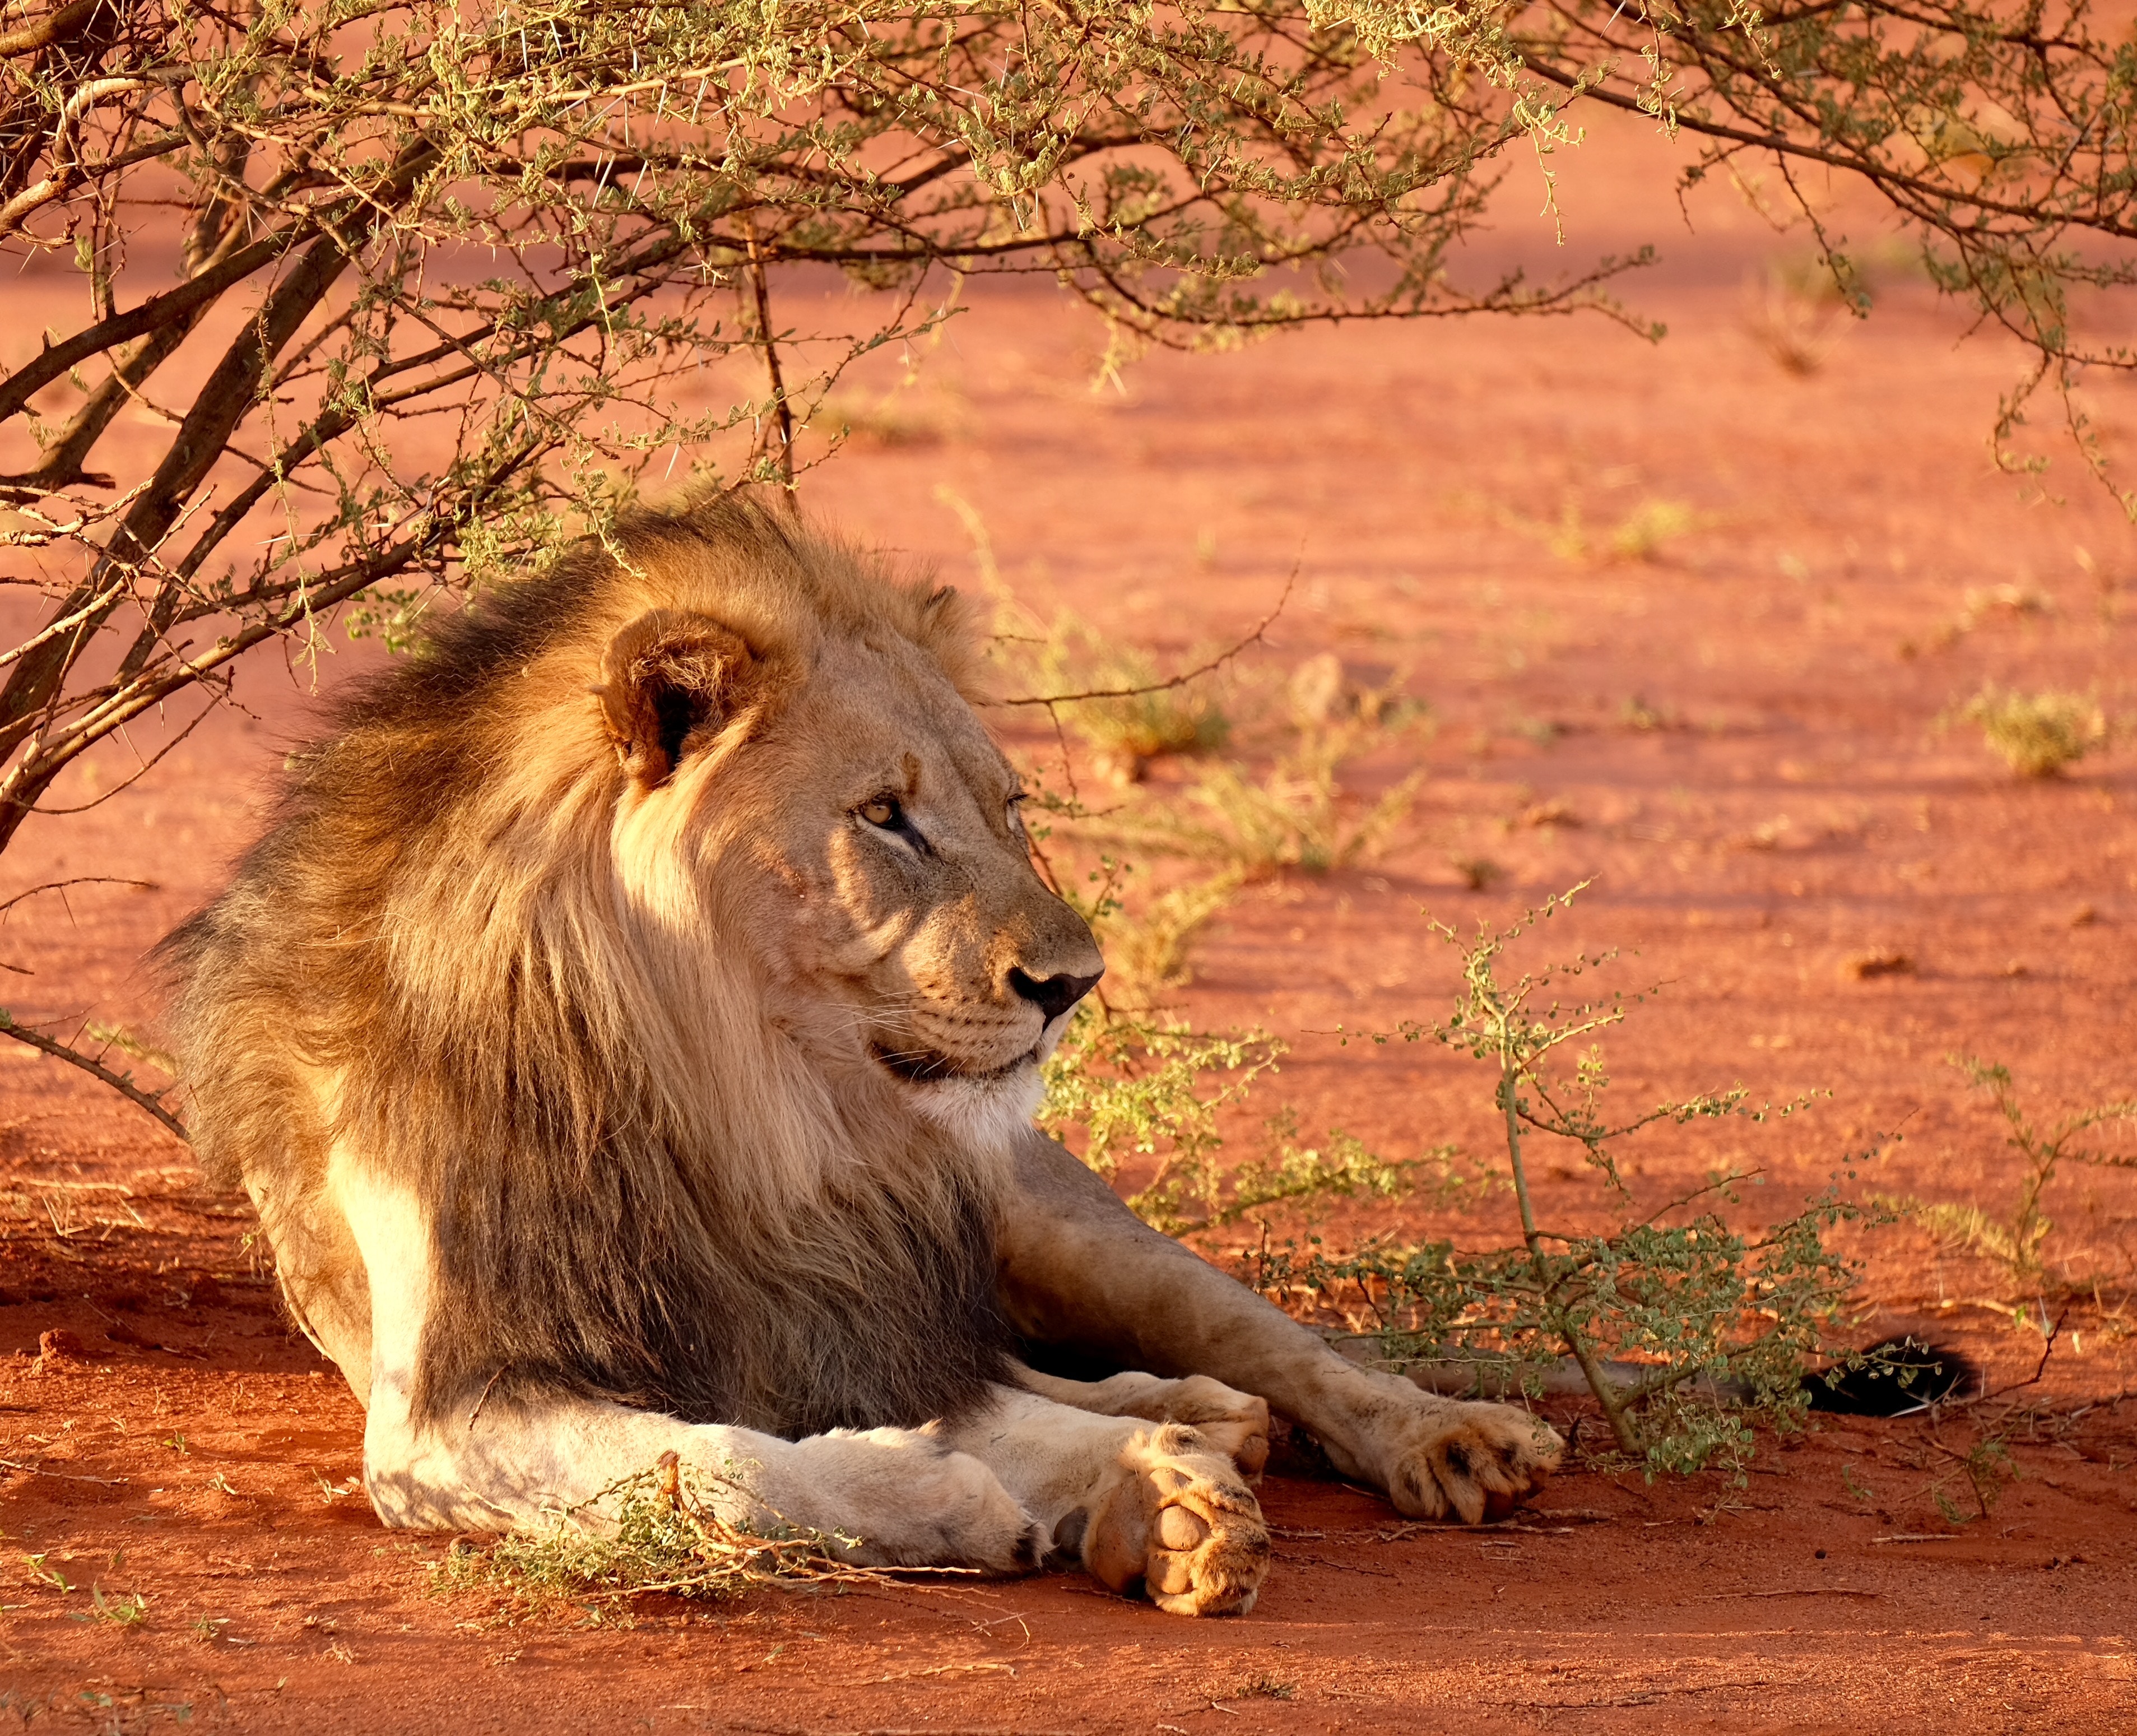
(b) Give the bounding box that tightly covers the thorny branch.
[998,567,1299,708]
[0,1008,188,1143]
[3,0,2136,1129]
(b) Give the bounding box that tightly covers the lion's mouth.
[871,1041,1039,1085]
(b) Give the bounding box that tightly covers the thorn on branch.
[999,562,1298,707]
[0,1007,188,1144]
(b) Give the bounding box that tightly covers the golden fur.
[162,495,1103,1438]
[159,494,1560,1617]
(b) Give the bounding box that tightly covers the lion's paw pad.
[1385,1400,1564,1524]
[1084,1423,1269,1617]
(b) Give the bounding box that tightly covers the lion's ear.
[593,609,758,788]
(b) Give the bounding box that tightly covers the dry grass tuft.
[1513,798,1579,830]
[430,1454,888,1613]
[1506,498,1703,565]
[1009,610,1232,784]
[1089,869,1243,1005]
[1070,655,1427,878]
[1958,686,2108,777]
[1742,256,1851,375]
[813,383,974,449]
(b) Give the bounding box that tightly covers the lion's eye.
[860,796,902,828]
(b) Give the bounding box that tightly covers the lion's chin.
[895,1054,1047,1154]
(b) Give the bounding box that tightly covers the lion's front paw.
[783,1427,1044,1572]
[1082,1422,1269,1616]
[1380,1398,1563,1524]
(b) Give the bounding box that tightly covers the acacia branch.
[1520,50,2137,244]
[998,565,1297,707]
[0,1008,188,1143]
[0,226,299,425]
[0,0,105,58]
[0,875,154,919]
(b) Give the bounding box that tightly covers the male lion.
[162,497,1558,1616]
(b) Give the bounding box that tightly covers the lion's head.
[585,510,1102,1157]
[165,495,1101,1437]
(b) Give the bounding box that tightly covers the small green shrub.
[1879,1057,2136,1293]
[1097,679,1428,875]
[1039,1008,1284,1233]
[86,1587,148,1627]
[1260,886,1862,1475]
[1038,1008,1468,1237]
[1959,686,2107,777]
[1030,718,1864,1482]
[431,1458,852,1610]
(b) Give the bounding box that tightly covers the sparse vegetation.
[1025,625,1876,1479]
[1020,777,1244,1010]
[1513,798,1579,830]
[1959,584,2057,630]
[1618,695,1679,733]
[1602,500,1702,564]
[1038,1006,1479,1240]
[85,1586,148,1627]
[814,382,974,451]
[1150,749,1422,877]
[1743,255,1851,375]
[1255,889,1863,1476]
[1093,673,1428,877]
[1083,865,1244,1007]
[1040,878,1876,1480]
[1842,949,1914,981]
[1021,614,1233,784]
[972,510,1239,786]
[430,1455,858,1610]
[1038,1011,1282,1235]
[1507,498,1701,565]
[1957,686,2108,777]
[1880,1058,2136,1295]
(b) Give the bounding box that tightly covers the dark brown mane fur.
[159,496,1013,1438]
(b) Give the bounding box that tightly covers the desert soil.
[3,113,2134,1732]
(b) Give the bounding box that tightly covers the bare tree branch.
[0,1008,187,1143]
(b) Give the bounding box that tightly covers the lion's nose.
[1007,966,1103,1023]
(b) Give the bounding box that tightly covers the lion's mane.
[160,499,1018,1437]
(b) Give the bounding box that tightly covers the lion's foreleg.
[1000,1130,1563,1523]
[1010,1365,1270,1477]
[944,1387,1268,1617]
[337,1161,1039,1569]
[361,1391,1041,1571]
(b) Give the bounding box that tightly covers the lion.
[160,496,1559,1617]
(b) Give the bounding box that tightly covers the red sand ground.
[4,114,2135,1730]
